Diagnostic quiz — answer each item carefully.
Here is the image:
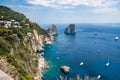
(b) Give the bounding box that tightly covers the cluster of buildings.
[0,16,30,28]
[0,17,21,28]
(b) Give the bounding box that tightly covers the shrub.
[0,28,13,36]
[0,39,10,55]
[5,35,17,44]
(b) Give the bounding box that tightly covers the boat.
[106,62,109,67]
[80,62,84,66]
[115,36,118,41]
[57,57,59,59]
[97,75,101,79]
[105,57,110,67]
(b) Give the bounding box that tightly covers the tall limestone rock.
[64,24,76,34]
[47,24,58,35]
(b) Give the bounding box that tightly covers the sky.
[0,0,120,24]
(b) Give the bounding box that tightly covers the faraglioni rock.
[64,24,76,34]
[47,24,58,35]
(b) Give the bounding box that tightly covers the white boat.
[106,63,109,67]
[80,62,84,66]
[106,57,110,67]
[115,36,118,41]
[97,75,101,79]
[57,57,59,59]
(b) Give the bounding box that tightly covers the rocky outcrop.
[34,55,49,80]
[24,30,54,53]
[0,58,17,80]
[30,30,45,52]
[47,24,58,35]
[64,24,76,34]
[22,29,54,79]
[28,30,53,79]
[0,69,14,80]
[60,65,70,74]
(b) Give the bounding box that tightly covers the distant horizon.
[39,23,120,27]
[39,22,120,25]
[0,0,120,24]
[40,23,120,29]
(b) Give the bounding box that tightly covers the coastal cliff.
[0,6,53,80]
[64,24,76,34]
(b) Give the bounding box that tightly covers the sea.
[40,23,120,80]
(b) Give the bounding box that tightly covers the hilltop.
[0,6,53,80]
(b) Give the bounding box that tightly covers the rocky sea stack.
[60,65,70,74]
[64,24,76,34]
[47,24,58,36]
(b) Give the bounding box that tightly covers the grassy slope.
[0,6,47,80]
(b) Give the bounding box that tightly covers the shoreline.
[36,35,55,80]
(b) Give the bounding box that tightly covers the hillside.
[0,6,53,80]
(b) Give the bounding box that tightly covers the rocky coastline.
[32,30,54,80]
[35,24,58,80]
[0,28,54,80]
[0,6,55,80]
[28,31,54,80]
[30,24,59,80]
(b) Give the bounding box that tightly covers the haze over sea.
[40,23,120,80]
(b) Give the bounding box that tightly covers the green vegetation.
[0,6,26,25]
[0,34,38,80]
[0,38,10,55]
[6,54,34,80]
[0,6,48,35]
[9,27,33,39]
[29,22,48,35]
[0,28,13,36]
[0,6,48,80]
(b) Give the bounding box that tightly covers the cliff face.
[0,6,53,80]
[64,24,76,34]
[30,30,54,52]
[23,29,53,80]
[47,24,58,35]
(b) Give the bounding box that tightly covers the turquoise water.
[41,24,120,80]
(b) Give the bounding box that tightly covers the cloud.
[27,0,118,9]
[27,0,120,14]
[27,0,58,8]
[91,7,119,13]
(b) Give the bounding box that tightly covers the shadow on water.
[64,33,76,38]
